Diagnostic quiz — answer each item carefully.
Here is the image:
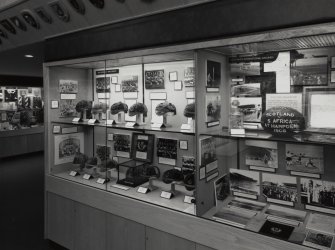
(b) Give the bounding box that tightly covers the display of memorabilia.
[157,138,177,166]
[205,95,221,124]
[231,97,262,123]
[303,230,334,250]
[54,132,84,165]
[214,175,230,204]
[121,75,138,92]
[206,60,221,91]
[259,220,294,240]
[229,169,260,198]
[131,133,155,162]
[145,70,165,89]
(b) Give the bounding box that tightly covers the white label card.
[107,133,114,141]
[97,178,106,184]
[138,135,148,140]
[181,124,191,130]
[160,191,172,199]
[60,94,76,100]
[72,118,81,123]
[69,171,78,177]
[51,100,59,108]
[112,184,130,190]
[106,120,115,126]
[136,151,147,160]
[137,187,149,194]
[83,174,92,180]
[184,196,195,204]
[61,127,78,134]
[151,123,163,128]
[88,119,98,124]
[230,128,245,135]
[158,157,176,166]
[97,93,110,99]
[125,122,136,127]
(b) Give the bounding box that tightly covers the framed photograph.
[96,77,111,93]
[245,140,278,171]
[182,156,195,170]
[230,62,261,76]
[199,136,217,166]
[115,84,121,92]
[169,71,178,81]
[332,57,335,69]
[303,230,334,250]
[206,60,221,92]
[5,89,18,102]
[121,76,138,92]
[285,144,324,175]
[206,95,221,126]
[53,125,61,134]
[59,80,78,93]
[54,132,84,165]
[291,53,328,86]
[51,100,59,109]
[231,83,260,97]
[174,81,182,91]
[331,71,335,83]
[145,70,165,89]
[230,169,260,199]
[113,133,131,158]
[111,76,118,84]
[262,173,297,206]
[179,140,188,150]
[131,133,155,163]
[59,100,77,118]
[157,138,178,166]
[184,67,195,87]
[304,87,335,132]
[214,174,230,205]
[231,97,262,123]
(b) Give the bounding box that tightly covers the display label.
[160,191,172,199]
[137,187,149,194]
[97,93,110,99]
[184,196,195,204]
[61,127,77,134]
[151,123,164,128]
[96,69,119,75]
[230,128,245,135]
[97,178,106,184]
[112,184,130,190]
[72,118,82,123]
[88,119,98,125]
[60,93,76,100]
[158,157,176,166]
[83,174,92,180]
[181,124,191,130]
[106,120,115,126]
[69,171,78,177]
[125,122,136,127]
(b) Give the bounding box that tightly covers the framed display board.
[131,133,155,163]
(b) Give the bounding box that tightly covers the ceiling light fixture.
[25,54,34,58]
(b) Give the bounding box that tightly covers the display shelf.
[200,128,335,146]
[51,120,195,135]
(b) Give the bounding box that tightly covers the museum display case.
[45,33,335,249]
[196,45,335,250]
[45,52,196,214]
[0,86,43,131]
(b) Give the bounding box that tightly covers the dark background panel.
[45,0,335,61]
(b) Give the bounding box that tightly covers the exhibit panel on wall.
[45,52,197,213]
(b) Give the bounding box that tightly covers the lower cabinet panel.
[47,193,75,250]
[74,203,107,250]
[146,227,196,250]
[106,214,145,250]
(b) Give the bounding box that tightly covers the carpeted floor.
[0,152,67,250]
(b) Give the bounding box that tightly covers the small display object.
[169,71,178,81]
[181,102,195,130]
[128,102,147,126]
[111,76,118,84]
[91,102,108,121]
[154,101,176,127]
[54,132,84,165]
[110,101,128,123]
[179,140,188,150]
[51,100,59,109]
[131,133,155,162]
[145,70,165,89]
[214,175,230,204]
[75,100,91,120]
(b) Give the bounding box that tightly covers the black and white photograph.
[157,138,178,165]
[245,140,278,170]
[184,67,195,87]
[199,136,217,166]
[231,97,262,123]
[59,100,77,117]
[113,133,131,158]
[231,83,261,97]
[286,144,324,174]
[214,174,230,203]
[230,62,261,76]
[96,77,111,93]
[265,204,307,223]
[228,198,266,212]
[291,51,328,86]
[121,75,138,92]
[259,220,294,240]
[182,156,195,170]
[206,60,221,91]
[205,95,221,123]
[131,133,155,162]
[301,178,335,210]
[54,133,84,165]
[4,88,18,102]
[303,230,334,250]
[59,80,78,93]
[229,169,260,197]
[145,70,165,89]
[262,173,298,205]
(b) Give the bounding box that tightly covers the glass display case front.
[196,46,335,250]
[46,52,196,214]
[46,36,335,249]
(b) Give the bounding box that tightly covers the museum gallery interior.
[2,0,335,250]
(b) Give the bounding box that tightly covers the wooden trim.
[46,176,310,250]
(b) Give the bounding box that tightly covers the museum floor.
[0,151,66,250]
